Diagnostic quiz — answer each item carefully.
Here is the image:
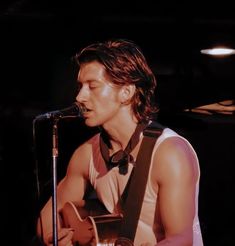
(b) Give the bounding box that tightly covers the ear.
[119,84,136,104]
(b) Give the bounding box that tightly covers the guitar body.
[61,200,129,245]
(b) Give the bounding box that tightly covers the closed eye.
[89,81,100,89]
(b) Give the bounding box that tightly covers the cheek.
[101,86,112,97]
[100,86,120,102]
[95,88,120,117]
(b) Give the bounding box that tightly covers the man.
[37,39,203,245]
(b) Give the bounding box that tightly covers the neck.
[100,119,148,174]
[102,117,138,152]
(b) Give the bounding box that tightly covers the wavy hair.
[75,39,158,122]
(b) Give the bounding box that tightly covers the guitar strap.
[118,121,165,242]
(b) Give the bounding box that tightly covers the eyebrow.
[77,79,103,84]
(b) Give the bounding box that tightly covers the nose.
[76,85,88,104]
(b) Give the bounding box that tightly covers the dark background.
[0,1,235,245]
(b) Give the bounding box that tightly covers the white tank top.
[87,128,203,245]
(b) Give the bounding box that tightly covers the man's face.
[76,61,122,127]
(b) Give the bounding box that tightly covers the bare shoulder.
[55,135,100,208]
[67,134,99,178]
[152,136,199,186]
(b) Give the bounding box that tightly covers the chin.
[84,118,100,127]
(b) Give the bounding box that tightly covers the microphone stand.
[52,118,59,246]
[34,103,82,246]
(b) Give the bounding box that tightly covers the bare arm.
[37,142,91,244]
[153,137,199,246]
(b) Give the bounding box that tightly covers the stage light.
[200,47,235,56]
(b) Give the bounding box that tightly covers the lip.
[82,109,92,117]
[79,104,90,113]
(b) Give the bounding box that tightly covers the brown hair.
[75,39,158,122]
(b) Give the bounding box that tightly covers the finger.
[48,228,74,244]
[65,242,73,246]
[58,230,74,246]
[58,228,74,240]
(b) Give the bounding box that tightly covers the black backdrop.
[1,7,235,245]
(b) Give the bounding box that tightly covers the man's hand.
[46,228,74,246]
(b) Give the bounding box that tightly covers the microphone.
[34,103,84,121]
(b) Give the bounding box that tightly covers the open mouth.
[81,106,92,116]
[78,104,87,113]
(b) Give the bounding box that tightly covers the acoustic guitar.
[61,199,134,246]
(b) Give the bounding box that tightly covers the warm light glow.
[200,47,235,56]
